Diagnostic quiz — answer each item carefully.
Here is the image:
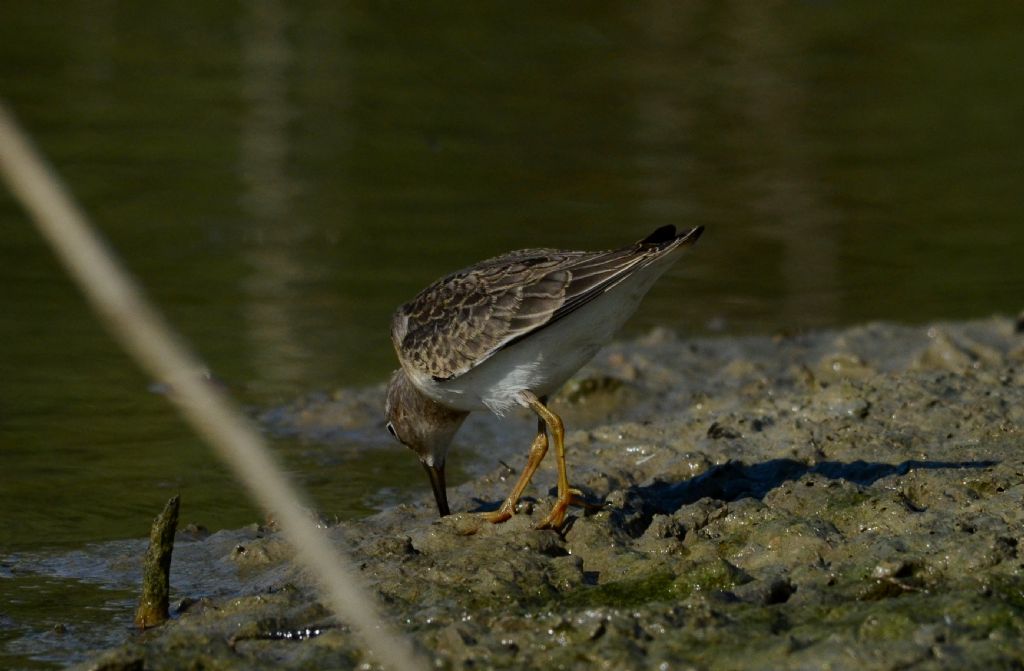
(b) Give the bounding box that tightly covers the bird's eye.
[386,422,398,440]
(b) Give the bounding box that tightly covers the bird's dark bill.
[422,462,450,517]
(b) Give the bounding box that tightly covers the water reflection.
[238,0,311,394]
[726,1,841,326]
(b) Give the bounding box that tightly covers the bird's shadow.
[633,457,998,517]
[471,457,998,530]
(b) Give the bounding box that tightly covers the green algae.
[671,558,752,599]
[560,571,678,609]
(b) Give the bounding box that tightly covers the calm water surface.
[2,2,1023,667]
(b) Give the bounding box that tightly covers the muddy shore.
[80,317,1024,670]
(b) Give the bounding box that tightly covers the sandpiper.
[385,225,704,529]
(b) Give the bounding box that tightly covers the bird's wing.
[392,226,695,380]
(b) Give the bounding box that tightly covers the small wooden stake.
[134,495,180,629]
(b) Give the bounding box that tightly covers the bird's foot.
[479,504,515,524]
[535,487,597,530]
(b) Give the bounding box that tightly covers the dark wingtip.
[641,225,677,245]
[641,224,704,247]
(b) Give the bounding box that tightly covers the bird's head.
[385,369,469,517]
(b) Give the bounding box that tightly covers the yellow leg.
[480,414,547,524]
[525,393,583,530]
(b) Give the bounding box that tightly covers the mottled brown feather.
[392,227,695,381]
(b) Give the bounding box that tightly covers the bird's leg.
[525,393,586,530]
[480,412,548,524]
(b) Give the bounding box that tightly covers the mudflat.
[81,317,1024,670]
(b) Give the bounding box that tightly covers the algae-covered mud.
[81,317,1024,670]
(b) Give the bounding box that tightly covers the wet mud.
[80,317,1024,670]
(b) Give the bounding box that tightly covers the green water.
[1,2,1023,667]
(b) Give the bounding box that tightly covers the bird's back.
[391,225,703,409]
